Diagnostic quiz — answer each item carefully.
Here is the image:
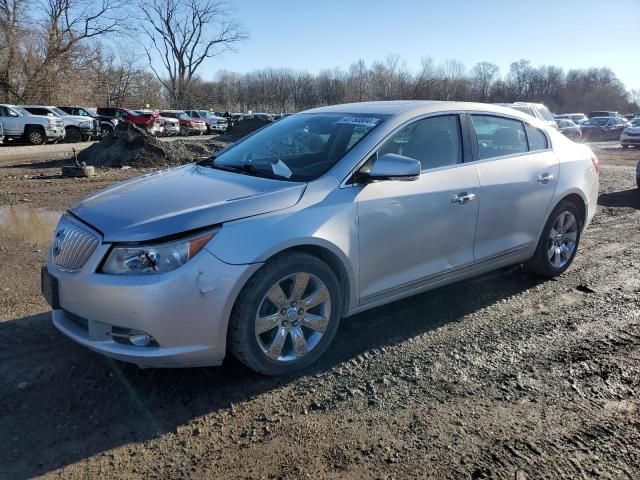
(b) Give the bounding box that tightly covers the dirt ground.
[0,142,639,479]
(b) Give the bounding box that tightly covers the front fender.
[206,184,360,310]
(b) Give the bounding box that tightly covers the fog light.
[128,332,153,347]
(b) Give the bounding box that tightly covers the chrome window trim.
[341,110,469,187]
[340,109,553,188]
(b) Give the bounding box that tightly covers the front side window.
[471,115,528,159]
[377,115,462,170]
[210,113,386,181]
[525,124,548,151]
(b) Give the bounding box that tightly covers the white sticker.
[271,159,292,179]
[337,116,380,127]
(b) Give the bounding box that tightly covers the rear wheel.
[229,252,342,375]
[65,127,82,143]
[26,126,46,145]
[525,200,582,278]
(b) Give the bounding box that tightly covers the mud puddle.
[0,205,61,245]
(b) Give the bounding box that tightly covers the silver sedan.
[42,101,600,375]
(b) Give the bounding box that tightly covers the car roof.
[306,100,540,121]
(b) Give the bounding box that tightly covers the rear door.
[356,114,479,302]
[469,114,558,263]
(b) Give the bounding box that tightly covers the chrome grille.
[52,221,100,271]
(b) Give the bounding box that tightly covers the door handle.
[537,173,555,184]
[451,192,476,205]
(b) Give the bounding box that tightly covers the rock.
[61,165,95,177]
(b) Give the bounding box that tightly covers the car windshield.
[200,111,215,117]
[176,112,189,119]
[13,106,30,116]
[536,106,554,121]
[208,112,386,182]
[51,107,68,116]
[631,118,640,126]
[585,118,608,126]
[511,106,533,115]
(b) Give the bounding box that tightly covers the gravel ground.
[0,143,639,479]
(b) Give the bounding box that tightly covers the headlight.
[101,230,216,275]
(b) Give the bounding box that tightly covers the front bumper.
[208,123,227,132]
[620,133,640,146]
[45,127,65,140]
[47,231,260,367]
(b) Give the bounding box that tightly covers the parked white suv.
[0,104,65,144]
[497,102,557,129]
[22,105,98,143]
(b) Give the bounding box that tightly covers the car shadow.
[0,265,543,479]
[2,157,74,169]
[598,188,640,209]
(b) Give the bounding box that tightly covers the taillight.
[591,154,600,174]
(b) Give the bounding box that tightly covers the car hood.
[63,115,92,124]
[71,164,306,242]
[624,126,640,134]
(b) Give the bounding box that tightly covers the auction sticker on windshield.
[337,116,381,126]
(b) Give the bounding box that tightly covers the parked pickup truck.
[22,105,99,143]
[0,104,65,144]
[57,106,106,139]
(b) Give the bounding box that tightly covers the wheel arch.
[560,192,586,227]
[270,244,352,316]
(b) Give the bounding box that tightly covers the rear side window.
[470,115,528,160]
[525,125,548,151]
[378,114,462,171]
[26,108,50,116]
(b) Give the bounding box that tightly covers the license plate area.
[41,266,60,309]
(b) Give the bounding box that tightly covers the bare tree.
[138,0,246,107]
[470,62,499,101]
[0,0,26,101]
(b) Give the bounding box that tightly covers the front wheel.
[525,200,582,278]
[26,126,46,145]
[229,252,342,375]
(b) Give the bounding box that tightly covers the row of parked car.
[553,111,640,147]
[0,104,245,145]
[497,102,639,147]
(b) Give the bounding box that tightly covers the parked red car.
[96,107,162,135]
[159,110,207,135]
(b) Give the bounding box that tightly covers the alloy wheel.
[547,211,578,268]
[30,130,44,144]
[255,272,331,362]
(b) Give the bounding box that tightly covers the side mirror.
[360,153,421,182]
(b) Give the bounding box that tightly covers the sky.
[205,0,640,91]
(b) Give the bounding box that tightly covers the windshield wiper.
[205,160,284,180]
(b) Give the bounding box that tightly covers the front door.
[0,106,20,135]
[356,114,479,302]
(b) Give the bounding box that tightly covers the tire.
[621,144,629,149]
[229,252,342,375]
[65,127,82,143]
[525,200,583,278]
[26,126,46,145]
[636,177,640,189]
[101,125,114,138]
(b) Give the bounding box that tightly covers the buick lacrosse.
[43,101,599,375]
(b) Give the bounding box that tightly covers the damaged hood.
[71,164,306,242]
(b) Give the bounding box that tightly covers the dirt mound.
[217,117,271,142]
[77,123,226,169]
